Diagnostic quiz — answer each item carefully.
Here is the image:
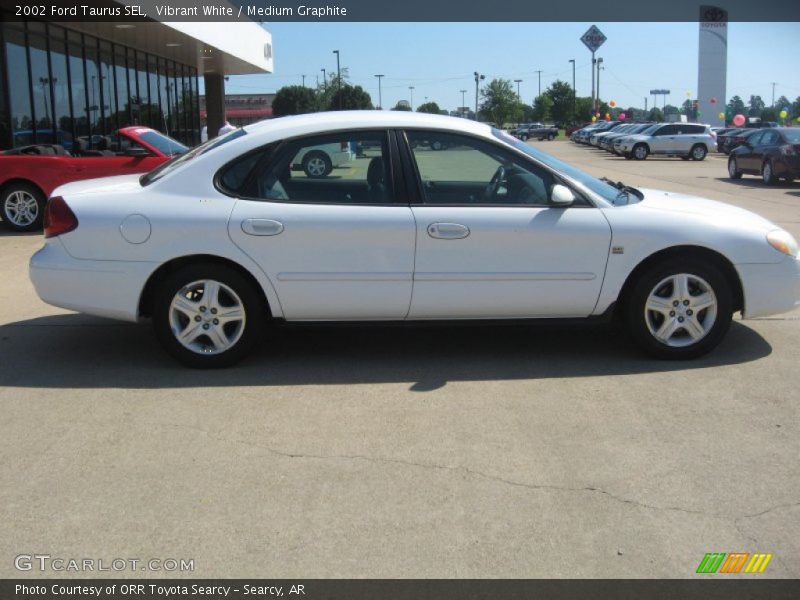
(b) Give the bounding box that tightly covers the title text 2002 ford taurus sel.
[30,112,800,367]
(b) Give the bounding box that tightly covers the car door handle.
[427,222,470,240]
[241,218,284,236]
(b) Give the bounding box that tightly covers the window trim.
[217,128,404,207]
[398,128,593,208]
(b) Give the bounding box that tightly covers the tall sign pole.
[698,5,728,126]
[580,25,606,116]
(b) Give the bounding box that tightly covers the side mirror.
[551,184,575,206]
[124,147,149,157]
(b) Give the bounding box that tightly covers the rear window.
[782,130,800,143]
[140,128,247,187]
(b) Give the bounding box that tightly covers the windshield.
[493,128,620,204]
[140,128,247,186]
[134,130,188,156]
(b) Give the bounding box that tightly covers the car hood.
[51,173,143,198]
[631,187,775,231]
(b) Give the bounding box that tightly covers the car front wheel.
[153,264,265,368]
[627,260,733,359]
[762,160,777,185]
[633,144,649,160]
[1,182,46,232]
[728,156,742,179]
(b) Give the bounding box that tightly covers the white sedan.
[30,112,800,367]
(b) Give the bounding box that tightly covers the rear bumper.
[29,239,155,322]
[737,256,800,318]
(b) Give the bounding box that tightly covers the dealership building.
[0,0,273,149]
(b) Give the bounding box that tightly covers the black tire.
[153,263,265,368]
[690,144,707,161]
[626,259,733,360]
[761,160,777,185]
[521,134,529,142]
[728,156,742,179]
[302,151,332,178]
[548,133,555,141]
[632,144,649,160]
[1,182,46,232]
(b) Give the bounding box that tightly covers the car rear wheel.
[153,264,265,368]
[728,156,742,179]
[1,182,46,232]
[627,259,733,359]
[302,151,332,178]
[762,160,776,185]
[521,134,529,142]
[548,133,555,141]
[691,144,707,161]
[633,144,649,160]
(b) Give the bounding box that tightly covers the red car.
[0,127,188,232]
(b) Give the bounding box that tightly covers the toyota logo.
[703,7,725,21]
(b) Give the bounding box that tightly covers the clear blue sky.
[215,22,800,111]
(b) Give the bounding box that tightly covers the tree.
[416,101,441,114]
[748,95,765,117]
[775,95,791,111]
[760,107,778,122]
[544,80,575,124]
[478,78,522,128]
[793,97,800,119]
[727,95,746,116]
[271,85,318,117]
[327,84,373,111]
[574,97,593,121]
[392,101,412,111]
[647,107,664,122]
[531,95,553,122]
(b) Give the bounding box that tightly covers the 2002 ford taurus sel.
[30,112,800,367]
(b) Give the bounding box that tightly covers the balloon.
[796,116,800,123]
[718,112,726,120]
[710,97,717,104]
[605,115,611,121]
[733,114,746,127]
[609,100,617,108]
[619,112,626,120]
[591,116,597,122]
[595,112,600,117]
[780,110,788,119]
[686,90,691,96]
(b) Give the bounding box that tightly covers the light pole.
[321,68,327,91]
[374,74,384,109]
[409,86,415,111]
[535,70,542,97]
[771,82,777,106]
[595,58,603,113]
[332,50,341,109]
[473,71,485,121]
[302,74,306,88]
[514,79,522,101]
[568,59,576,115]
[459,89,467,117]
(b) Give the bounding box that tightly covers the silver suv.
[614,123,714,161]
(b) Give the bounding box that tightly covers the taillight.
[340,141,349,152]
[43,196,78,238]
[780,144,796,156]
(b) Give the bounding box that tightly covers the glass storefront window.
[5,27,33,146]
[1,21,199,149]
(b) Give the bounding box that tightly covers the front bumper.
[30,239,156,322]
[737,256,800,318]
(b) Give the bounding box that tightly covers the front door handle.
[241,218,284,236]
[427,222,470,240]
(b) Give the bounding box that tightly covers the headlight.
[767,229,799,257]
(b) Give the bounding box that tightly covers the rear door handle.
[427,222,470,240]
[241,218,284,236]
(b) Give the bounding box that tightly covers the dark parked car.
[728,127,800,184]
[718,129,757,155]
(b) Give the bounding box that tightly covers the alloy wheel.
[168,279,246,355]
[4,190,39,227]
[644,273,718,348]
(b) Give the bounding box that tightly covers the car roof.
[243,111,493,139]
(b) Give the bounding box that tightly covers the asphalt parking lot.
[1,141,799,579]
